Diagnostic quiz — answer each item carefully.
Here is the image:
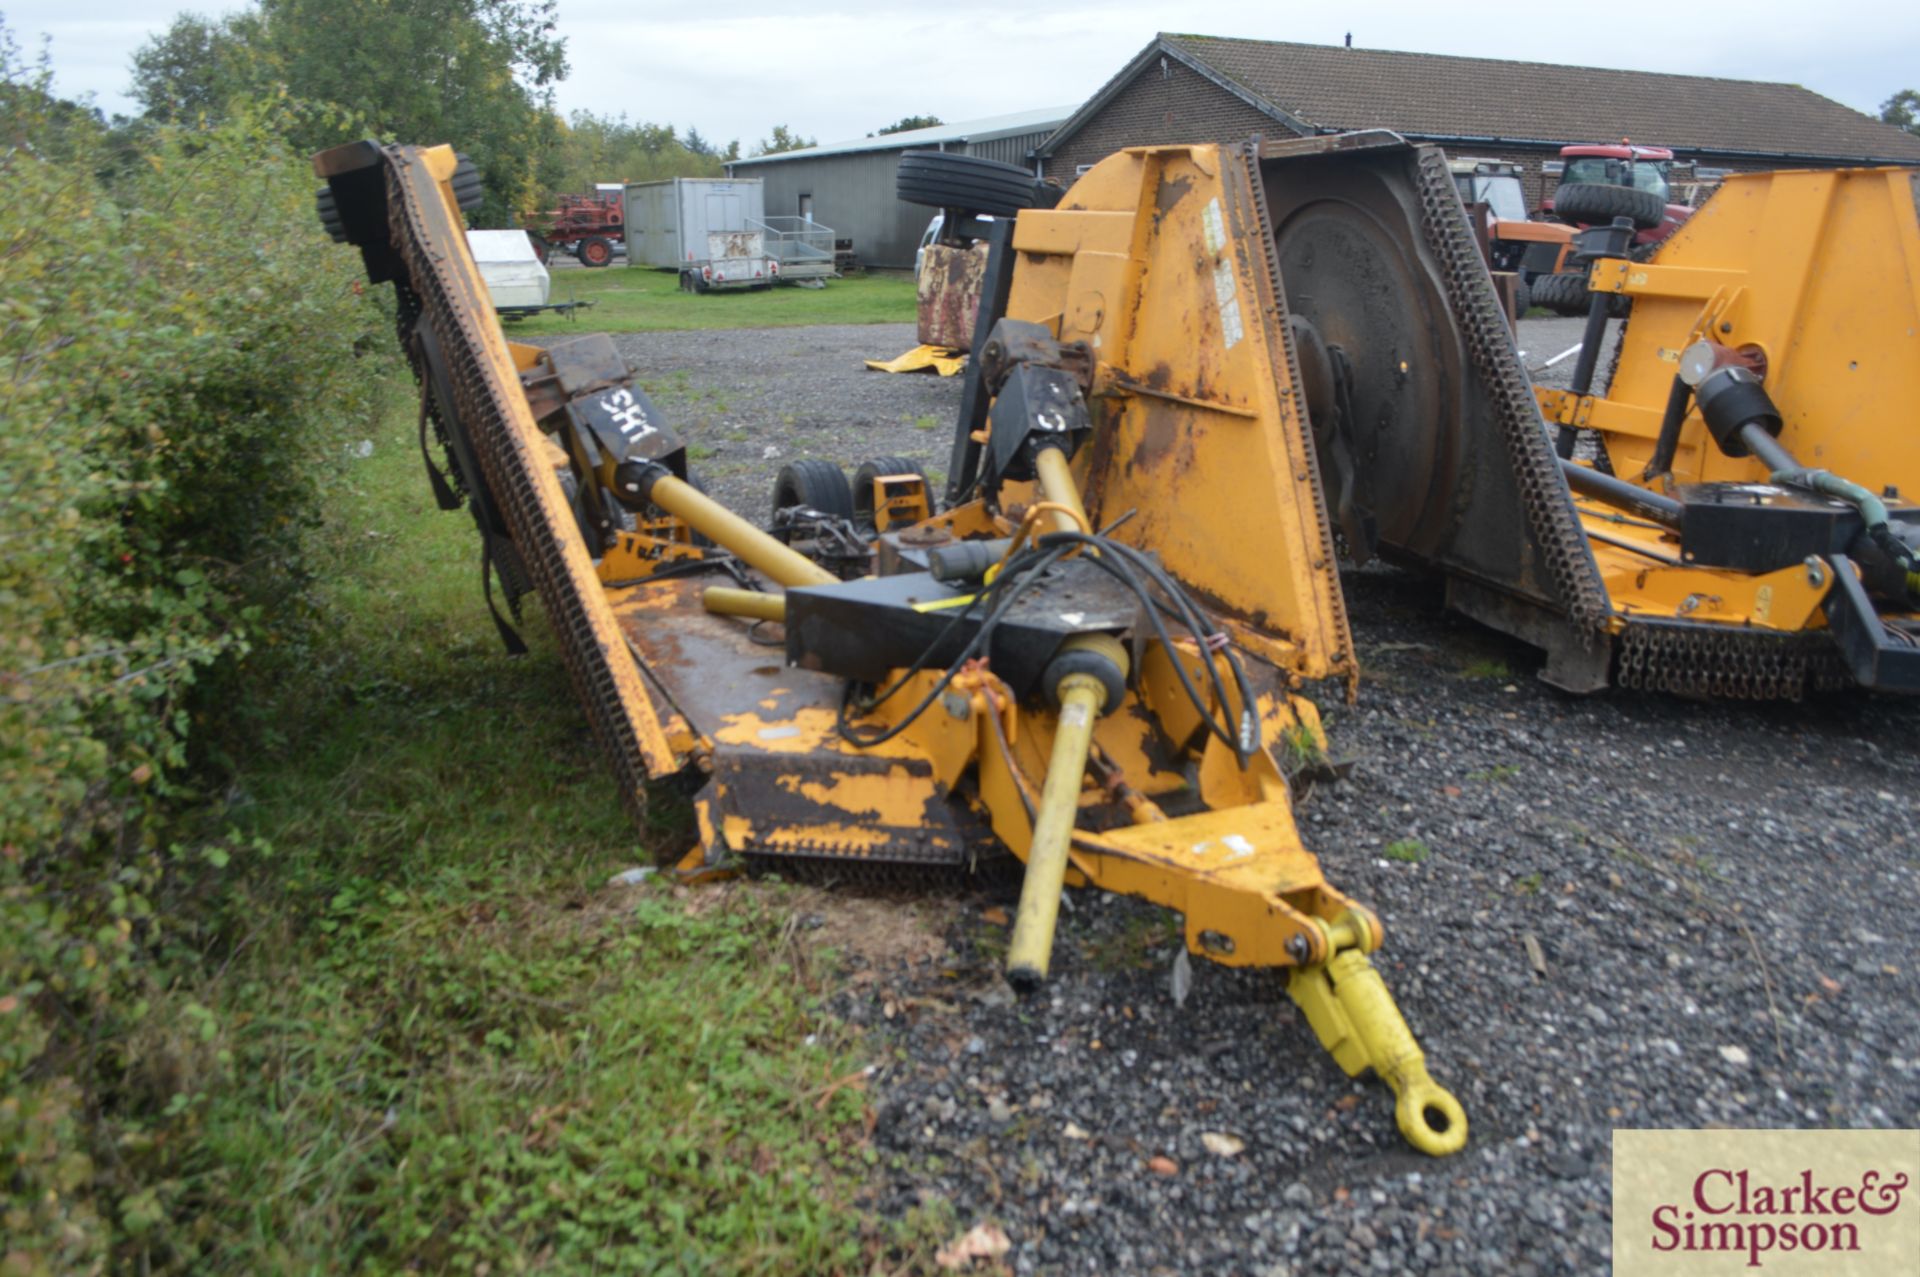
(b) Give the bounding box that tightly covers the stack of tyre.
[1533,182,1667,318]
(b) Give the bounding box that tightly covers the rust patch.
[1124,401,1182,478]
[918,241,989,350]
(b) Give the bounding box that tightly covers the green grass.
[503,265,917,336]
[176,394,917,1272]
[1082,910,1181,972]
[1382,838,1431,864]
[1459,657,1513,679]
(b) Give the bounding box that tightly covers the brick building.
[1039,35,1920,206]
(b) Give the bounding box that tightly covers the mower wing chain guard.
[312,141,682,814]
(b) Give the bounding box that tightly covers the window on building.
[1075,164,1094,176]
[798,193,813,222]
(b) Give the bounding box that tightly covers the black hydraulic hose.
[1642,374,1692,480]
[1559,459,1683,529]
[838,531,1259,766]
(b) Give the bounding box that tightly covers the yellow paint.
[777,763,940,826]
[1002,144,1355,686]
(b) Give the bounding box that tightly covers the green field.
[506,264,918,336]
[177,394,946,1272]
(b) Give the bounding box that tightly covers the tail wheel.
[852,455,933,526]
[771,459,853,521]
[578,236,614,267]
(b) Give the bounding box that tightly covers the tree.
[129,11,268,124]
[543,110,722,195]
[129,0,569,223]
[1883,89,1920,137]
[753,124,814,156]
[874,114,940,136]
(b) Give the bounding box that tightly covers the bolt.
[1805,557,1825,586]
[1285,935,1311,963]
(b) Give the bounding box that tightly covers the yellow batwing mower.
[314,137,1471,1155]
[1263,132,1920,696]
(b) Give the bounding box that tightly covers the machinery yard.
[16,5,1920,1270]
[572,318,1920,1274]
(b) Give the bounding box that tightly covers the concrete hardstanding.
[623,178,767,271]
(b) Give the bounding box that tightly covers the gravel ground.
[609,320,1920,1275]
[611,323,954,518]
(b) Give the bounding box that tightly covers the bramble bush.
[0,39,391,1271]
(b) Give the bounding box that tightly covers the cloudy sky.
[8,1,1915,147]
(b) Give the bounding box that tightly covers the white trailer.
[624,177,780,292]
[467,229,550,309]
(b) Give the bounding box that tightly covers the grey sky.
[8,1,1915,148]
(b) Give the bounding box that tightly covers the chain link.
[1410,147,1611,635]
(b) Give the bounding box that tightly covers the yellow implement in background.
[1255,134,1920,696]
[865,344,967,376]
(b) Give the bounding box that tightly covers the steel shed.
[725,107,1072,270]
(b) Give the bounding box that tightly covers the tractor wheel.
[896,150,1040,218]
[1512,275,1532,319]
[577,236,614,268]
[1532,270,1630,319]
[1532,271,1592,316]
[1551,182,1663,230]
[771,459,853,521]
[853,455,933,525]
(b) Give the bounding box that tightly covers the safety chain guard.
[1409,146,1611,634]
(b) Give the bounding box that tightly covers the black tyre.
[1552,182,1663,230]
[315,186,346,243]
[578,236,614,267]
[1532,271,1592,316]
[1533,270,1629,319]
[450,154,484,214]
[1512,276,1532,318]
[771,459,853,520]
[852,455,933,525]
[896,150,1040,217]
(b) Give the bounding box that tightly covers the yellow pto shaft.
[646,472,836,589]
[1006,634,1128,991]
[1032,445,1090,538]
[701,586,785,621]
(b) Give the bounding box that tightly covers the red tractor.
[530,185,624,268]
[1542,142,1693,247]
[1533,142,1697,315]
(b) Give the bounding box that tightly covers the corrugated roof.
[1045,35,1920,164]
[731,106,1075,167]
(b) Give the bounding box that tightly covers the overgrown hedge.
[0,68,390,1270]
